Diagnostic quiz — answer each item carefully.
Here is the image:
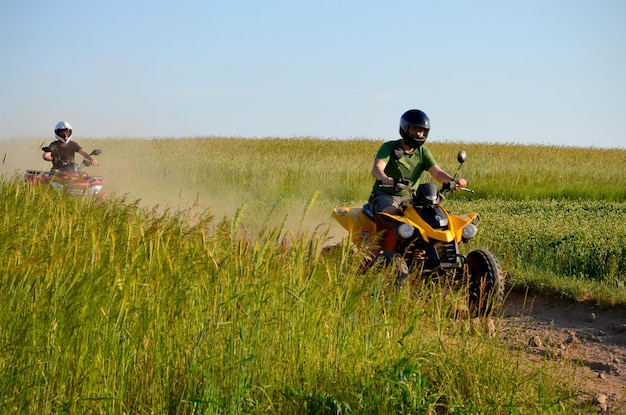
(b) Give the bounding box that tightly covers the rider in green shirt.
[370,140,437,197]
[369,109,467,254]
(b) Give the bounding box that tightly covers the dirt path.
[501,291,626,412]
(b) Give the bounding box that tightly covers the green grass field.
[1,137,625,413]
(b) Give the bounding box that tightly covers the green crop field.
[1,137,625,413]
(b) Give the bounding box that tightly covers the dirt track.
[502,291,626,412]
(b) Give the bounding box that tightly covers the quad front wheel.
[466,249,505,315]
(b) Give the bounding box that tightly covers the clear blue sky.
[2,0,625,148]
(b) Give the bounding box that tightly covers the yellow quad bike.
[332,151,505,314]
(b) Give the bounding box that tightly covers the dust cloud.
[1,138,347,244]
[0,138,49,178]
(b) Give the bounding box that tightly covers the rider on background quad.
[42,121,98,171]
[369,109,467,254]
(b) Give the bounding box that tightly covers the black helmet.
[399,109,430,148]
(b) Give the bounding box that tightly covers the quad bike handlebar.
[441,179,474,194]
[379,178,413,191]
[41,147,102,172]
[381,178,474,195]
[381,149,474,196]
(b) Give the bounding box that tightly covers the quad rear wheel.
[466,249,505,315]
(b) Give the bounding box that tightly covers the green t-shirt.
[371,140,437,196]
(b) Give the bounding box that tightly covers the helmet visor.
[55,129,72,142]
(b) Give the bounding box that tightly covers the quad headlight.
[89,185,104,195]
[50,182,64,191]
[462,223,477,241]
[397,223,415,239]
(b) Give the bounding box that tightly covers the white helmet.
[54,120,73,142]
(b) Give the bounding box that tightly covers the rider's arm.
[428,165,467,188]
[78,148,98,166]
[372,159,394,186]
[43,151,53,161]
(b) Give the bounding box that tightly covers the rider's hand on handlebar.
[444,178,467,191]
[380,177,412,191]
[380,176,395,186]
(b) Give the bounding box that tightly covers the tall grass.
[3,137,625,301]
[1,179,592,413]
[88,138,626,204]
[447,198,626,305]
[2,137,625,412]
[4,137,625,229]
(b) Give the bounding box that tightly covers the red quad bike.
[24,148,105,199]
[331,150,505,314]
